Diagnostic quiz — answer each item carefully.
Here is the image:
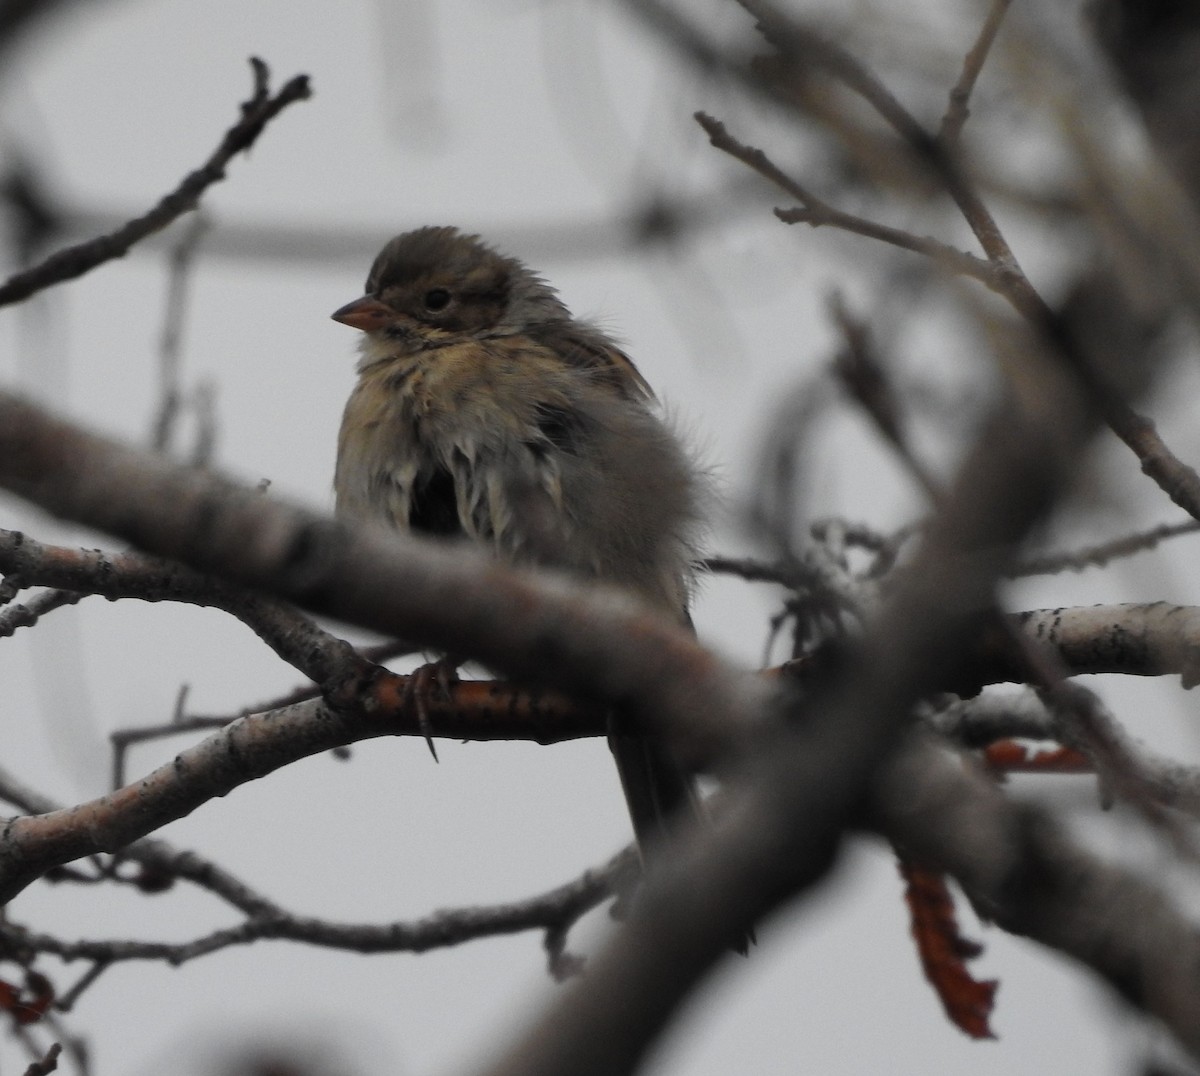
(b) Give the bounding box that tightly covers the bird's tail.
[607,712,753,955]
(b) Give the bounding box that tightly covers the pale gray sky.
[3,2,1200,1074]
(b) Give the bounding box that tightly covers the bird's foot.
[403,657,460,761]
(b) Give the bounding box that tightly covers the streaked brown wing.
[529,321,655,401]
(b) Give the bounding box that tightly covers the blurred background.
[3,1,1200,1073]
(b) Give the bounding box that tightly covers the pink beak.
[331,296,393,331]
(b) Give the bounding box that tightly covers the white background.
[3,2,1200,1074]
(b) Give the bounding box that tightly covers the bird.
[330,225,705,866]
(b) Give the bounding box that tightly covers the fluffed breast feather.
[335,336,701,620]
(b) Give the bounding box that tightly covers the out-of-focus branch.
[4,177,771,270]
[0,58,310,308]
[827,295,943,502]
[925,691,1058,744]
[938,688,1200,821]
[653,2,1200,524]
[19,1040,60,1076]
[151,213,210,456]
[874,735,1200,1055]
[0,393,768,758]
[938,0,1013,144]
[0,0,89,59]
[694,111,998,287]
[475,315,1100,1074]
[1092,1,1200,207]
[6,519,1197,700]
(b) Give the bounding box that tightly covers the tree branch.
[2,849,631,969]
[0,58,310,308]
[937,0,1014,144]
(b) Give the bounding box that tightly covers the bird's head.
[332,226,567,355]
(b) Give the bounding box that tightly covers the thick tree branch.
[0,528,364,690]
[0,393,768,759]
[0,391,769,903]
[475,351,1098,1074]
[4,514,1198,894]
[0,678,615,906]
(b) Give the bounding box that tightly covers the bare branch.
[694,111,998,286]
[151,213,210,455]
[0,587,83,637]
[1012,519,1200,576]
[2,849,632,968]
[0,750,631,972]
[874,736,1200,1057]
[0,58,310,308]
[109,639,418,786]
[685,6,1200,524]
[0,529,363,690]
[21,1041,61,1076]
[475,313,1098,1076]
[1044,680,1200,818]
[0,392,769,767]
[938,0,1014,144]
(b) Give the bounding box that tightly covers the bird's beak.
[331,296,393,332]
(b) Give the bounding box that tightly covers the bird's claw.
[403,658,460,761]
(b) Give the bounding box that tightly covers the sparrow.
[331,225,704,863]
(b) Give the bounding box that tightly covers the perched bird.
[331,225,704,861]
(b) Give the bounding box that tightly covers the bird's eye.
[423,288,452,312]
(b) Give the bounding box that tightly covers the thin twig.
[21,1042,61,1076]
[828,294,942,501]
[1042,680,1200,821]
[1011,519,1200,576]
[696,6,1200,524]
[189,380,218,468]
[1,849,633,968]
[0,588,84,638]
[938,0,1014,145]
[738,0,1024,273]
[151,214,210,454]
[0,58,310,308]
[694,111,998,286]
[54,963,110,1014]
[108,639,416,786]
